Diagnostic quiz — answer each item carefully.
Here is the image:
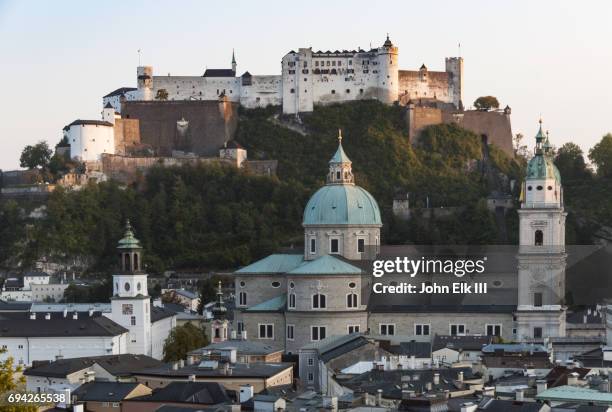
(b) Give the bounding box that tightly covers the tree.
[19,141,52,169]
[163,323,208,362]
[589,133,612,177]
[156,89,169,100]
[473,96,500,111]
[0,348,37,412]
[555,142,589,180]
[197,276,220,314]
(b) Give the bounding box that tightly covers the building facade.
[104,37,462,116]
[233,123,567,360]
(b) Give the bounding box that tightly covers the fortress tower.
[515,121,567,340]
[376,35,399,104]
[445,57,464,109]
[136,66,154,101]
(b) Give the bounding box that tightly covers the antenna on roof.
[138,49,141,66]
[457,43,461,58]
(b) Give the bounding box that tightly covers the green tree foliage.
[62,281,113,303]
[0,348,37,412]
[197,276,221,314]
[156,89,169,100]
[589,133,612,177]
[19,141,52,170]
[554,142,590,181]
[163,323,208,362]
[473,96,500,111]
[0,201,26,270]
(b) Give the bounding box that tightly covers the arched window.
[312,294,326,309]
[535,230,543,246]
[347,293,358,308]
[133,253,139,271]
[124,253,131,271]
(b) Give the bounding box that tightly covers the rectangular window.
[534,292,543,307]
[312,294,326,309]
[239,292,247,306]
[311,326,327,341]
[308,358,314,366]
[486,324,502,337]
[534,327,543,339]
[347,293,358,308]
[289,293,296,309]
[287,325,294,340]
[259,324,274,339]
[237,321,244,333]
[415,324,430,336]
[330,238,339,254]
[357,238,365,253]
[348,325,360,334]
[450,324,466,336]
[308,372,314,382]
[310,238,316,254]
[380,324,395,336]
[130,316,136,326]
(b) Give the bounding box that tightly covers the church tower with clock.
[110,220,152,355]
[516,121,567,340]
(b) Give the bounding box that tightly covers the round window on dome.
[537,185,543,190]
[272,281,281,288]
[124,282,130,292]
[548,185,553,190]
[239,281,245,288]
[289,282,295,289]
[349,282,356,289]
[527,186,532,191]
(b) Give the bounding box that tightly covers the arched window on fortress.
[312,294,326,309]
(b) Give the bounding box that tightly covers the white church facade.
[0,223,176,366]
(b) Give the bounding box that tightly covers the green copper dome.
[303,184,382,226]
[526,155,561,182]
[116,220,142,250]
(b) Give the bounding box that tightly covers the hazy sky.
[1,0,611,169]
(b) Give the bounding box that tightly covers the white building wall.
[103,91,138,114]
[0,290,32,301]
[151,316,176,360]
[0,335,127,367]
[68,124,115,162]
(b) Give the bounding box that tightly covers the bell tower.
[515,121,567,341]
[111,220,152,356]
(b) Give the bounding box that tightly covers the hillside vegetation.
[1,101,532,273]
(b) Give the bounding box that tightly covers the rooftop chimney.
[45,313,51,320]
[178,359,185,368]
[30,313,36,320]
[536,380,547,394]
[458,371,464,382]
[63,308,68,318]
[72,312,78,320]
[460,403,478,412]
[433,373,440,385]
[239,384,254,403]
[241,330,247,340]
[515,389,524,402]
[188,374,196,382]
[376,389,383,406]
[567,372,579,386]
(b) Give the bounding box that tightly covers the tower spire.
[231,49,237,73]
[327,130,354,184]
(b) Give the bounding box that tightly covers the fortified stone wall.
[113,118,141,155]
[121,99,238,157]
[398,70,452,103]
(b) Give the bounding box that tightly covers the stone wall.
[113,118,141,155]
[121,99,238,157]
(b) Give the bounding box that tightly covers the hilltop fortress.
[104,36,463,116]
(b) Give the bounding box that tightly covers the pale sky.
[1,0,611,169]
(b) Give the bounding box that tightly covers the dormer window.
[330,238,339,254]
[310,238,316,254]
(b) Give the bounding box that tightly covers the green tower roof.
[329,130,351,164]
[116,220,142,250]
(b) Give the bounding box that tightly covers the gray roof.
[133,362,292,379]
[73,381,142,402]
[25,354,163,378]
[203,69,236,78]
[475,398,546,411]
[174,289,198,299]
[0,312,127,337]
[103,87,137,98]
[151,306,177,323]
[65,119,114,128]
[432,335,493,352]
[133,382,229,404]
[191,340,282,356]
[0,299,31,312]
[388,341,432,358]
